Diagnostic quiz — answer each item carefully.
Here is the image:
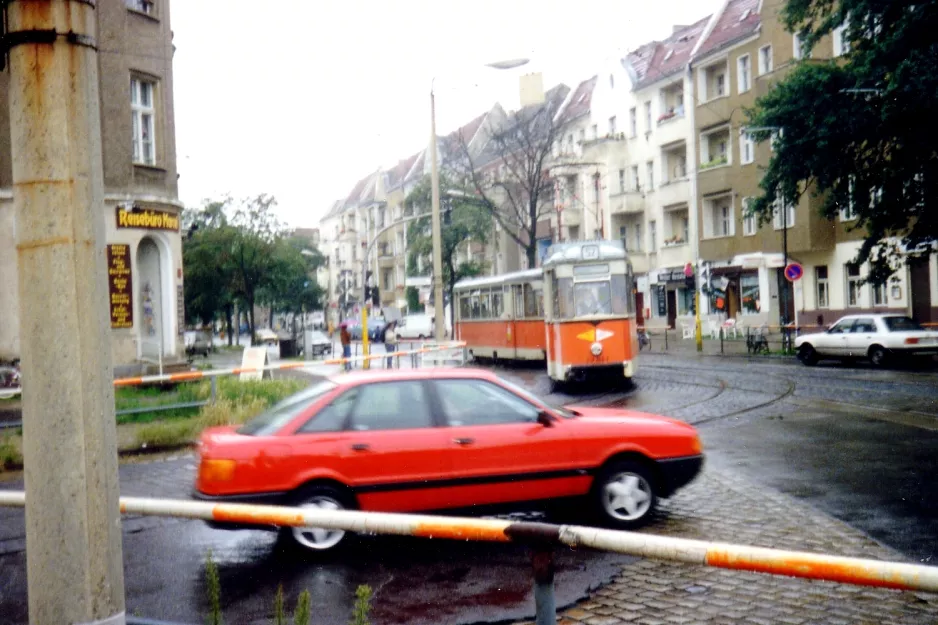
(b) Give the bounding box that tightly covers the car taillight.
[690,436,703,455]
[905,337,920,345]
[199,459,236,482]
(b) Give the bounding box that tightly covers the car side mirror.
[537,410,554,427]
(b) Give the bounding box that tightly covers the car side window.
[296,389,359,434]
[434,380,540,426]
[348,382,432,431]
[852,318,876,333]
[829,320,854,334]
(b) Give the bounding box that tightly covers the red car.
[194,369,703,551]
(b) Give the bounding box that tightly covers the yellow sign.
[576,328,614,342]
[106,244,133,329]
[116,206,180,231]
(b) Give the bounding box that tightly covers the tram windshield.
[554,274,631,319]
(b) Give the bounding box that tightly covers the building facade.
[0,0,182,370]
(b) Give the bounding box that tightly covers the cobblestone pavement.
[518,466,938,625]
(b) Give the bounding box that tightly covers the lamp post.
[429,58,530,340]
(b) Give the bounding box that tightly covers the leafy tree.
[406,174,490,328]
[746,0,938,283]
[259,237,325,338]
[183,201,239,342]
[453,87,571,267]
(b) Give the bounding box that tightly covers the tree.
[259,237,325,338]
[183,201,238,342]
[453,87,570,267]
[746,1,938,283]
[405,174,491,328]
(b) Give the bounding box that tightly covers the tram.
[453,239,638,385]
[542,239,638,384]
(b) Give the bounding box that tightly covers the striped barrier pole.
[0,492,935,594]
[111,341,468,387]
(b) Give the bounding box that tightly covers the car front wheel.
[285,485,353,552]
[592,460,657,529]
[797,344,818,366]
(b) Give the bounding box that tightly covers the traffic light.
[371,286,380,306]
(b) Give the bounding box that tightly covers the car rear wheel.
[869,345,889,368]
[592,460,657,529]
[797,344,818,366]
[285,485,353,552]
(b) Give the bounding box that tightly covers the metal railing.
[0,491,935,625]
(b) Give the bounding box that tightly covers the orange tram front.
[542,240,638,384]
[453,240,638,385]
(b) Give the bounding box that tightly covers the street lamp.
[429,57,530,340]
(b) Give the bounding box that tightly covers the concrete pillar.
[8,1,126,624]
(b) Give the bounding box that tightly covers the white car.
[794,314,938,367]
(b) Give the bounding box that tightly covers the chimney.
[519,72,545,107]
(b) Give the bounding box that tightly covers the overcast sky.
[172,0,719,228]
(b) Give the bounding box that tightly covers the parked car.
[396,314,434,340]
[184,331,212,357]
[347,319,386,342]
[795,314,938,367]
[193,368,704,552]
[306,330,333,358]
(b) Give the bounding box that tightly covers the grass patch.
[0,434,22,470]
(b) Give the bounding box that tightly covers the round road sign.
[784,262,804,282]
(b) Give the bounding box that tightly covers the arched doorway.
[137,237,164,360]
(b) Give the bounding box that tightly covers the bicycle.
[746,324,770,355]
[637,327,651,351]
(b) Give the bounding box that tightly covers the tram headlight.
[590,342,603,356]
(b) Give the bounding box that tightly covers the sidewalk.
[516,465,938,625]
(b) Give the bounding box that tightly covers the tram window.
[573,263,610,277]
[610,275,631,314]
[523,284,539,317]
[470,293,481,319]
[557,277,574,318]
[575,281,612,316]
[513,285,524,319]
[479,289,490,318]
[492,290,504,317]
[459,295,471,320]
[536,289,545,317]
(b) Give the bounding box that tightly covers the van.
[396,314,434,340]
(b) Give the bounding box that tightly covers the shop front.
[703,253,780,325]
[649,266,696,329]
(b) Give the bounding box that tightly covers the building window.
[608,116,617,135]
[793,32,808,59]
[815,266,829,308]
[840,177,857,221]
[619,225,627,241]
[631,165,640,191]
[633,223,642,251]
[716,73,726,97]
[579,128,587,144]
[646,161,654,190]
[705,197,734,238]
[644,101,652,133]
[126,0,155,14]
[758,45,773,75]
[131,77,156,166]
[618,169,626,193]
[833,23,850,56]
[872,281,888,306]
[846,264,862,307]
[737,54,751,93]
[678,288,695,316]
[739,131,754,164]
[649,220,657,251]
[742,197,756,235]
[741,274,761,315]
[629,108,637,137]
[773,199,795,229]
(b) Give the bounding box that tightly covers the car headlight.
[590,342,603,356]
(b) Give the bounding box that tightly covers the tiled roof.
[626,16,711,89]
[386,151,421,190]
[475,84,571,168]
[693,0,761,60]
[322,199,346,220]
[561,76,597,121]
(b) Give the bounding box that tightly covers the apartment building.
[0,0,182,370]
[690,0,937,327]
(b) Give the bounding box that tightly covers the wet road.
[1,354,937,623]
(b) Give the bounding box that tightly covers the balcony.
[656,178,690,209]
[609,191,645,215]
[560,207,582,227]
[656,109,687,147]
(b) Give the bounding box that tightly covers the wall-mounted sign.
[116,206,180,231]
[106,244,133,328]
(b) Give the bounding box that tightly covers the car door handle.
[453,437,475,446]
[351,443,370,451]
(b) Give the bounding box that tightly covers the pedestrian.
[384,321,398,368]
[340,323,352,371]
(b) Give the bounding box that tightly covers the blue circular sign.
[784,262,804,282]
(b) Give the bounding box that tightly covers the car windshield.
[497,376,574,419]
[883,316,924,332]
[237,380,337,436]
